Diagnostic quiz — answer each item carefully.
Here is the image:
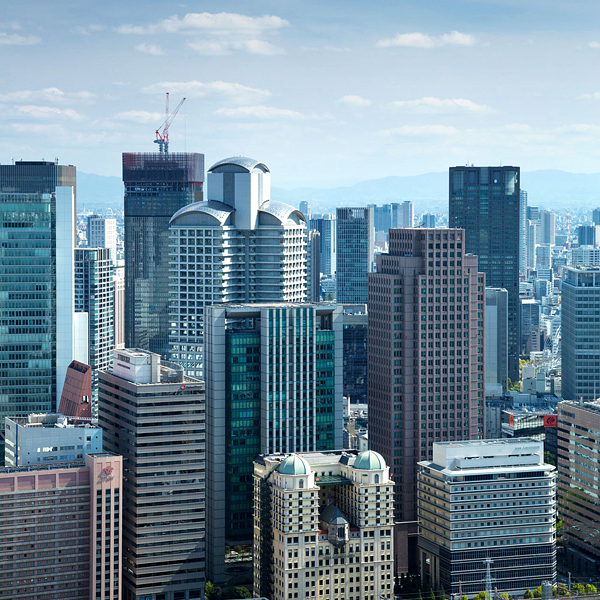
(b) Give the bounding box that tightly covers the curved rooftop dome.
[259,200,306,225]
[279,454,311,476]
[169,200,235,225]
[209,156,270,174]
[354,450,386,471]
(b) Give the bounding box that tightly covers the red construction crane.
[154,93,186,153]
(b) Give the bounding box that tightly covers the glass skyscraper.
[123,152,204,357]
[0,161,76,455]
[449,166,521,382]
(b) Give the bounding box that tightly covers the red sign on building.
[544,415,557,428]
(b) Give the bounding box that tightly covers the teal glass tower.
[0,161,76,456]
[205,303,343,584]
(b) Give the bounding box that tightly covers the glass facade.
[123,152,204,357]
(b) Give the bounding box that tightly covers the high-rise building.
[307,229,321,302]
[87,214,117,265]
[123,152,204,357]
[540,210,556,246]
[520,298,541,354]
[336,207,374,304]
[368,227,485,571]
[99,349,206,600]
[253,450,395,600]
[422,213,436,228]
[342,304,368,404]
[536,243,552,268]
[572,245,600,266]
[577,225,599,247]
[0,161,77,457]
[520,190,528,274]
[527,220,537,271]
[561,266,600,401]
[593,208,600,226]
[309,214,336,276]
[418,439,556,596]
[449,166,520,382]
[558,400,600,572]
[205,303,343,583]
[114,269,125,349]
[299,200,311,220]
[75,248,114,411]
[0,452,122,600]
[485,288,509,393]
[401,201,414,227]
[58,359,93,421]
[168,157,307,377]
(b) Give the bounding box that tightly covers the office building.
[309,214,336,276]
[168,157,307,377]
[450,166,521,381]
[561,266,600,401]
[501,407,558,463]
[75,248,114,411]
[520,190,528,274]
[527,220,537,271]
[572,245,600,266]
[0,452,122,600]
[58,359,93,421]
[299,200,311,220]
[485,288,509,393]
[343,304,368,404]
[123,151,204,357]
[593,208,600,226]
[540,210,556,246]
[5,412,102,467]
[253,450,395,600]
[422,213,436,228]
[558,400,600,573]
[401,201,414,228]
[99,349,206,600]
[114,270,125,348]
[87,214,117,265]
[578,225,599,247]
[418,439,556,596]
[521,298,541,354]
[368,227,485,571]
[307,229,321,302]
[336,207,374,304]
[536,244,552,269]
[205,303,343,583]
[0,161,77,458]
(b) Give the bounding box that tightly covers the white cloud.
[135,43,165,56]
[116,12,289,35]
[391,97,491,113]
[214,105,312,120]
[338,95,372,107]
[73,24,105,35]
[14,105,85,121]
[114,110,164,124]
[579,91,600,100]
[383,125,458,136]
[0,32,41,45]
[141,80,271,104]
[589,41,600,49]
[553,123,600,134]
[377,30,475,49]
[188,39,282,56]
[0,88,96,103]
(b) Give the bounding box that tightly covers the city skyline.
[4,1,600,187]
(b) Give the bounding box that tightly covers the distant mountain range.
[77,169,600,214]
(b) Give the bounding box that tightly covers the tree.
[474,592,487,600]
[222,587,251,599]
[524,590,534,599]
[205,581,222,600]
[461,596,469,600]
[534,586,543,598]
[572,584,585,594]
[585,584,597,594]
[501,594,510,600]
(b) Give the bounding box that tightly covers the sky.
[3,0,600,188]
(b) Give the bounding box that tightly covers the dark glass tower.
[0,161,76,456]
[123,152,204,356]
[449,166,520,382]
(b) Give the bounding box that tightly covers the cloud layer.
[391,97,491,112]
[377,31,475,49]
[141,80,271,103]
[338,95,372,107]
[0,32,41,45]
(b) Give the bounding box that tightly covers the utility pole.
[484,558,494,600]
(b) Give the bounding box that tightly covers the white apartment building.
[168,156,307,377]
[418,439,556,597]
[87,214,117,265]
[254,450,395,600]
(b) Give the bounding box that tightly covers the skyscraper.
[168,157,307,377]
[577,224,599,247]
[123,152,204,357]
[343,304,368,404]
[0,161,77,457]
[309,214,336,276]
[336,207,374,304]
[75,247,114,411]
[519,190,528,274]
[593,207,600,226]
[204,303,343,583]
[540,209,556,245]
[401,201,414,227]
[561,266,600,401]
[449,166,520,382]
[422,213,436,228]
[307,229,321,302]
[299,200,311,220]
[368,227,485,570]
[87,214,117,265]
[99,349,206,600]
[485,288,509,393]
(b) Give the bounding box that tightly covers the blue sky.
[3,0,600,187]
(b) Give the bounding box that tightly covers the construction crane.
[154,93,186,153]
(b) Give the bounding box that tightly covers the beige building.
[0,452,122,600]
[253,450,395,600]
